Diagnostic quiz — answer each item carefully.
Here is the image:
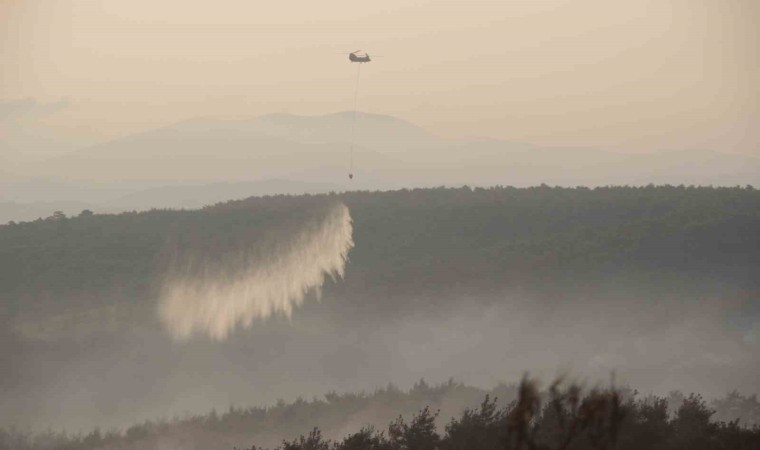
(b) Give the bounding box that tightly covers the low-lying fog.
[3,289,758,432]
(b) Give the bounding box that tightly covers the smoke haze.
[2,0,758,156]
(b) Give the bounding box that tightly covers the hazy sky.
[2,0,759,155]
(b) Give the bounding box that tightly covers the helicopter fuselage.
[349,53,371,63]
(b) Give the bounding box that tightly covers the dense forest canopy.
[2,185,758,316]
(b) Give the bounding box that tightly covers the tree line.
[1,378,758,450]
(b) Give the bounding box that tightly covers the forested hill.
[342,185,759,293]
[1,185,759,322]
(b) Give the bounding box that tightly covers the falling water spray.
[158,202,354,341]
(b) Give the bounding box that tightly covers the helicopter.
[342,50,380,180]
[348,50,373,63]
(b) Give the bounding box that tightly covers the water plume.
[158,202,353,341]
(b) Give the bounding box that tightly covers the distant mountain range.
[0,180,345,223]
[2,111,758,223]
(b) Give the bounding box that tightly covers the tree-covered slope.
[1,185,758,322]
